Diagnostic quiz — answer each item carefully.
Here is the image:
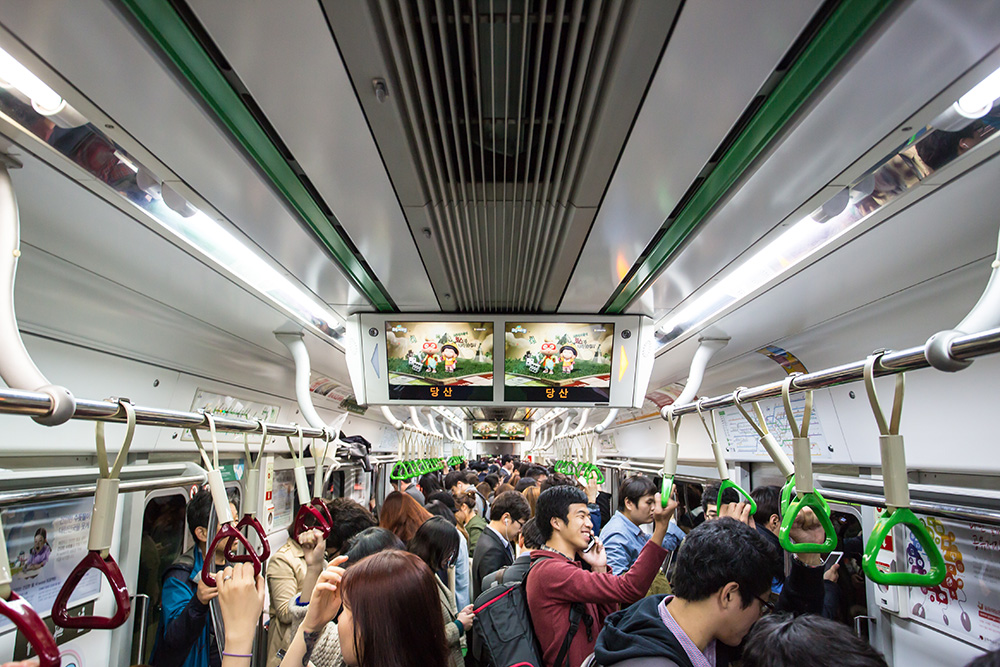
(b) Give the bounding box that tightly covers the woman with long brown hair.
[378,490,432,543]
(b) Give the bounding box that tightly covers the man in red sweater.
[526,485,674,667]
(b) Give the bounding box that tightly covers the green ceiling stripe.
[602,0,893,314]
[120,0,396,311]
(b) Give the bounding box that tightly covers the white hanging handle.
[286,426,311,506]
[863,353,909,510]
[782,374,814,495]
[90,400,136,555]
[732,387,794,478]
[241,421,268,518]
[661,408,681,479]
[190,413,234,525]
[697,399,729,481]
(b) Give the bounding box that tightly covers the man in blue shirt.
[152,488,237,667]
[599,475,684,575]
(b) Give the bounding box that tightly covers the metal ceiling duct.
[325,0,680,311]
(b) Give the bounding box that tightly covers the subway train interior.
[0,0,998,665]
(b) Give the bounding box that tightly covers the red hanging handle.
[202,523,261,587]
[293,499,332,538]
[52,550,130,630]
[225,514,271,563]
[0,592,60,666]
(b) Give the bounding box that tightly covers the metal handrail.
[0,474,207,507]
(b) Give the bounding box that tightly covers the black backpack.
[471,554,591,667]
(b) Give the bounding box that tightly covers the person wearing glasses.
[408,516,475,667]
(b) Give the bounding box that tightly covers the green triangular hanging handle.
[779,490,837,553]
[780,474,796,516]
[661,475,675,508]
[862,508,946,587]
[577,463,605,485]
[717,479,757,515]
[390,461,409,481]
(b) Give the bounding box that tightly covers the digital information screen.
[498,421,530,440]
[385,321,494,402]
[504,322,615,403]
[471,421,497,440]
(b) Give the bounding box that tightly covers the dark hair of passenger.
[525,465,548,479]
[742,613,889,667]
[750,485,782,525]
[454,490,477,511]
[340,550,450,667]
[484,473,500,490]
[444,470,466,491]
[186,487,213,539]
[501,454,513,465]
[671,518,777,608]
[490,490,531,524]
[476,481,492,500]
[701,482,740,513]
[518,462,531,477]
[343,527,404,565]
[522,485,540,517]
[617,474,658,511]
[520,517,544,550]
[408,516,460,572]
[324,497,377,553]
[424,499,457,526]
[536,485,589,541]
[965,650,1000,667]
[425,490,457,513]
[418,472,443,496]
[514,477,537,493]
[539,472,580,493]
[379,491,432,543]
[495,483,516,497]
[464,471,480,486]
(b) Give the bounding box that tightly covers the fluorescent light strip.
[655,67,1000,347]
[0,47,343,340]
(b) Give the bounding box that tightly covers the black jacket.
[471,527,513,600]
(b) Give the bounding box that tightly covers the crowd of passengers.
[13,456,989,667]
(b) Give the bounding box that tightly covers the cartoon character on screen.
[441,344,459,373]
[559,345,578,373]
[422,339,441,373]
[539,340,558,375]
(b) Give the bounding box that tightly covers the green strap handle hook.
[696,399,756,515]
[577,463,605,485]
[778,375,836,553]
[859,354,945,587]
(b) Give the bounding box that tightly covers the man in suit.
[470,490,531,600]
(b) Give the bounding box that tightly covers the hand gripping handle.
[202,523,261,587]
[779,487,838,554]
[577,463,605,485]
[225,514,271,563]
[717,479,757,515]
[52,550,131,629]
[0,592,60,666]
[293,499,332,539]
[862,508,946,587]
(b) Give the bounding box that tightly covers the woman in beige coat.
[407,517,475,667]
[265,526,326,667]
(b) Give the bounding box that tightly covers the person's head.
[425,491,457,513]
[186,487,238,557]
[495,483,516,497]
[408,516,460,572]
[617,475,659,525]
[751,485,782,536]
[518,462,531,477]
[417,473,443,497]
[464,471,480,487]
[536,485,592,552]
[453,491,477,524]
[32,528,47,551]
[325,498,377,556]
[424,499,458,527]
[484,473,500,491]
[671,518,778,646]
[539,472,579,493]
[514,477,537,493]
[525,465,549,483]
[379,491,433,543]
[476,481,492,499]
[339,550,449,667]
[701,482,740,521]
[743,613,889,667]
[501,454,514,470]
[490,490,531,542]
[518,517,543,550]
[522,485,540,517]
[444,470,468,494]
[343,527,404,565]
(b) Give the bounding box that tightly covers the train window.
[271,468,296,532]
[132,490,189,665]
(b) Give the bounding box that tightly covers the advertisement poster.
[385,321,494,401]
[471,421,498,440]
[901,513,1000,650]
[505,322,615,402]
[498,422,530,440]
[270,469,296,532]
[185,390,281,442]
[0,498,101,631]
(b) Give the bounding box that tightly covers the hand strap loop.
[660,408,681,508]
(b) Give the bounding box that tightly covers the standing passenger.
[470,490,531,600]
[600,475,684,576]
[379,490,432,543]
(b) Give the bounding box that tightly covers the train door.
[130,489,191,665]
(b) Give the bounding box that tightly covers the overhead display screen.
[471,421,498,440]
[504,322,615,403]
[385,321,494,401]
[499,421,530,440]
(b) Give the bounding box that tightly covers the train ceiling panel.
[0,0,371,313]
[325,0,680,311]
[184,0,438,310]
[558,0,824,314]
[638,0,1000,324]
